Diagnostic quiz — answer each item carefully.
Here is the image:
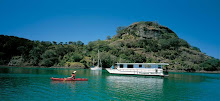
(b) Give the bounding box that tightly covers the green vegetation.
[0,21,219,71]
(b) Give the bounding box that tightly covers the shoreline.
[167,70,220,74]
[0,65,86,69]
[1,65,219,73]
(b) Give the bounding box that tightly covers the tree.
[130,53,146,63]
[52,41,57,45]
[40,50,58,67]
[107,36,111,40]
[29,47,42,65]
[62,52,83,62]
[68,41,73,45]
[58,42,63,45]
[100,52,117,68]
[117,26,127,34]
[168,38,179,48]
[191,46,201,52]
[76,41,84,46]
[159,39,170,49]
[41,41,52,47]
[200,58,220,71]
[179,39,190,48]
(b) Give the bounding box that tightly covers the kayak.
[51,77,88,81]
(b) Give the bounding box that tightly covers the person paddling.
[71,71,76,79]
[67,71,76,79]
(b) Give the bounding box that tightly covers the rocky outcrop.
[116,21,178,39]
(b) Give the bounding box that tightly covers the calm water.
[0,67,220,101]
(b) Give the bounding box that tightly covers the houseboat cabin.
[106,63,169,76]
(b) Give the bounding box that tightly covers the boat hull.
[90,66,102,70]
[90,68,102,70]
[106,68,165,76]
[51,77,88,81]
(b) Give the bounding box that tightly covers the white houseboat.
[106,63,169,76]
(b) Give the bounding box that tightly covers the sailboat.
[91,50,102,70]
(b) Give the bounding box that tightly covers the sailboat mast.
[98,50,100,67]
[100,59,102,67]
[93,57,94,66]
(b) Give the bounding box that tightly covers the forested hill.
[0,21,219,71]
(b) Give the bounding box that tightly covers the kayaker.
[70,71,76,79]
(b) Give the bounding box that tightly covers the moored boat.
[106,63,169,76]
[90,50,102,70]
[51,77,88,81]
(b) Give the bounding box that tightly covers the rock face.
[116,21,178,39]
[8,56,24,66]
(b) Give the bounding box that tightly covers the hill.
[0,21,219,71]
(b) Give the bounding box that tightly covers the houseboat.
[106,63,169,76]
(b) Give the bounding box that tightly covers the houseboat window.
[158,65,162,69]
[139,65,142,68]
[145,65,151,68]
[127,65,133,68]
[120,64,123,68]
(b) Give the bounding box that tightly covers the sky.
[0,0,219,59]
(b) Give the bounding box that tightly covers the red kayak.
[51,77,88,81]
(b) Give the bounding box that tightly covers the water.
[0,67,220,101]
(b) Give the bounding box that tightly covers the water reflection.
[50,80,88,85]
[105,75,164,100]
[168,73,207,83]
[51,81,77,84]
[90,70,102,76]
[106,75,163,84]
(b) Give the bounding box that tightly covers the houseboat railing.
[116,68,163,74]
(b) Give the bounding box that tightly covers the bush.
[159,39,170,49]
[117,26,127,34]
[40,50,58,67]
[100,52,117,68]
[8,56,24,66]
[200,58,220,71]
[179,39,190,48]
[191,46,201,52]
[168,38,179,48]
[62,52,83,62]
[65,62,85,68]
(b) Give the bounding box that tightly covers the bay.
[0,67,220,101]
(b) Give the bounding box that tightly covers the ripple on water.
[1,68,220,101]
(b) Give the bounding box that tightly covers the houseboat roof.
[116,63,169,65]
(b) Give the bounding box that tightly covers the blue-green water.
[0,67,220,101]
